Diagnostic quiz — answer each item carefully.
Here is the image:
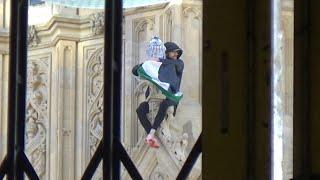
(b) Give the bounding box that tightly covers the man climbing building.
[132,37,184,148]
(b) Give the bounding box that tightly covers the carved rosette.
[87,48,104,179]
[90,12,105,36]
[26,59,49,179]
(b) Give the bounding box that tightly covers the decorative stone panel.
[26,54,51,179]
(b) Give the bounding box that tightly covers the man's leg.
[136,101,152,133]
[144,99,176,148]
[137,101,160,148]
[152,99,176,130]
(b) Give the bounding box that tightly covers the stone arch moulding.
[134,17,155,33]
[181,5,202,103]
[182,6,201,20]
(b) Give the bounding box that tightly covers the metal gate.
[0,0,202,179]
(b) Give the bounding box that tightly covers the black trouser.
[136,99,177,133]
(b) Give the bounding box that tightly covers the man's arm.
[175,59,184,74]
[176,60,184,92]
[132,63,142,76]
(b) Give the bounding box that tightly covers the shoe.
[145,134,160,148]
[149,137,160,148]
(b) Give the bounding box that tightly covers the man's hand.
[132,63,142,76]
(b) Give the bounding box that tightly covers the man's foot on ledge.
[145,134,160,148]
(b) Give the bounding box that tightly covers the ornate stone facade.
[0,1,203,179]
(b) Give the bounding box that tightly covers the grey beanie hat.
[146,36,166,59]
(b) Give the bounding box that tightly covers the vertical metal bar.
[103,0,114,179]
[7,0,19,178]
[14,0,29,179]
[112,0,123,179]
[15,0,28,179]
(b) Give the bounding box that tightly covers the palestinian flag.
[137,61,183,103]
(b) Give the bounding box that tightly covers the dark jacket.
[161,42,184,93]
[158,58,184,94]
[131,59,184,94]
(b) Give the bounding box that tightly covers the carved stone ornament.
[90,12,105,36]
[87,48,104,179]
[28,25,40,47]
[26,60,49,179]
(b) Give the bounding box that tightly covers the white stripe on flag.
[141,60,170,90]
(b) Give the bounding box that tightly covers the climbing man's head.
[164,42,183,60]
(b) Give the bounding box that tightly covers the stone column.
[123,15,135,149]
[168,0,183,45]
[0,0,4,28]
[4,0,9,29]
[52,40,77,180]
[273,0,294,179]
[0,54,8,161]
